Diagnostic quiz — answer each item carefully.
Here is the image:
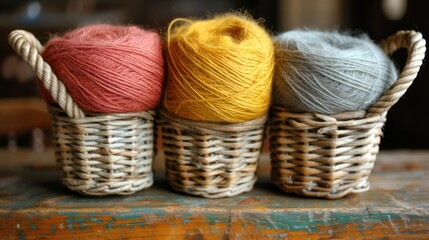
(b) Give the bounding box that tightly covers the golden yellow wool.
[163,14,274,123]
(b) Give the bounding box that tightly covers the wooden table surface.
[0,150,428,239]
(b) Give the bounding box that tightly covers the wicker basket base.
[159,110,266,198]
[270,107,386,199]
[51,107,156,196]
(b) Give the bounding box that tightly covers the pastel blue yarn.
[273,30,398,115]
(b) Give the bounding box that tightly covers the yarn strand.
[273,30,398,115]
[41,24,165,113]
[164,13,274,123]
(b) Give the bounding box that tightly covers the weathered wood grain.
[0,166,428,239]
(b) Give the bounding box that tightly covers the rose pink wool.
[41,24,164,113]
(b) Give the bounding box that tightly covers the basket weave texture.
[270,30,426,199]
[159,110,266,198]
[9,30,156,196]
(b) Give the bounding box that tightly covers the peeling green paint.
[252,211,406,233]
[205,212,229,225]
[17,225,27,240]
[61,212,93,231]
[112,209,164,229]
[30,224,37,230]
[64,216,85,224]
[50,224,56,234]
[180,212,193,226]
[122,195,167,202]
[136,208,166,215]
[113,212,144,221]
[58,209,167,231]
[90,217,103,224]
[106,221,113,230]
[66,223,74,231]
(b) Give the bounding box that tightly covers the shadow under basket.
[9,30,156,196]
[158,110,267,198]
[270,30,426,199]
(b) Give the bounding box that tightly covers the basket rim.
[49,106,156,122]
[270,105,387,133]
[158,108,267,135]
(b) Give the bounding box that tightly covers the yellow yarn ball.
[163,13,274,123]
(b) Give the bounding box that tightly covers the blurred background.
[0,0,428,155]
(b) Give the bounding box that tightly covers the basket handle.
[8,30,85,118]
[367,30,426,117]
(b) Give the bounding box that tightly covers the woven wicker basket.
[9,30,156,196]
[159,110,266,198]
[270,30,426,199]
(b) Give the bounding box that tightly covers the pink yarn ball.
[42,24,165,113]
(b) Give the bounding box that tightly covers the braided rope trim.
[367,30,426,116]
[8,30,85,118]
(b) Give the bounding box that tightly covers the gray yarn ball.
[273,30,398,115]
